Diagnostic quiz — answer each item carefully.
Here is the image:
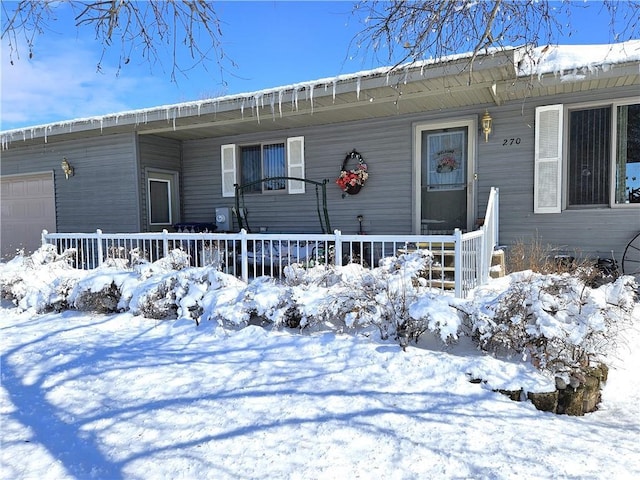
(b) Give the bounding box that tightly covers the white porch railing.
[42,188,499,298]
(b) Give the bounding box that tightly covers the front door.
[415,119,476,233]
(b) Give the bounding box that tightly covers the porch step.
[490,249,506,278]
[430,265,455,272]
[425,279,456,290]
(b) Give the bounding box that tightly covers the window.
[221,137,305,197]
[240,142,286,193]
[568,107,611,206]
[534,101,640,213]
[149,179,171,224]
[147,171,179,226]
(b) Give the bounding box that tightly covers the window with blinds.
[615,104,640,204]
[568,107,611,206]
[240,142,286,193]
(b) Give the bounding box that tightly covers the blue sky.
[0,1,633,131]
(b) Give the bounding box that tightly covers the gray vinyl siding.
[181,83,639,260]
[138,135,182,230]
[476,84,640,262]
[1,133,139,233]
[181,116,416,234]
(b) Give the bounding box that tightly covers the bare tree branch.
[1,0,235,84]
[350,0,640,75]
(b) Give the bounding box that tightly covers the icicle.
[100,118,104,133]
[309,84,314,114]
[240,99,245,118]
[292,88,299,111]
[278,90,284,117]
[270,93,276,120]
[356,77,361,100]
[254,95,261,124]
[332,80,337,103]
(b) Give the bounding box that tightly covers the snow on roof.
[517,39,640,78]
[2,40,639,147]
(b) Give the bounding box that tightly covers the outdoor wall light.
[481,110,493,143]
[61,157,74,179]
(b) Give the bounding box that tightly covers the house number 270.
[502,138,522,146]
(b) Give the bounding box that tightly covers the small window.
[240,142,286,193]
[149,179,171,224]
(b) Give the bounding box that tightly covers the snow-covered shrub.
[468,270,637,380]
[0,245,82,311]
[73,281,122,313]
[128,266,198,319]
[68,266,137,312]
[128,266,248,322]
[199,273,247,325]
[284,250,461,348]
[153,248,192,271]
[131,274,179,319]
[218,276,299,327]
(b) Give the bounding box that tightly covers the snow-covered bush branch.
[1,246,637,378]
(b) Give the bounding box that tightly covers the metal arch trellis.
[622,231,640,279]
[234,177,332,233]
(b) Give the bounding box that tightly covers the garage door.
[1,172,56,260]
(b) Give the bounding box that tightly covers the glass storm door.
[421,127,469,233]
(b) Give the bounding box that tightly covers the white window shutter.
[534,105,563,214]
[221,144,237,198]
[287,136,305,194]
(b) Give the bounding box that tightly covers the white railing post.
[454,228,463,298]
[333,230,342,267]
[481,229,488,285]
[96,229,104,268]
[41,229,48,247]
[162,229,169,259]
[240,229,249,282]
[493,187,499,244]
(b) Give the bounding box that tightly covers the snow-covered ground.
[1,249,639,479]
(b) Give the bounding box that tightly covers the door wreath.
[335,149,368,196]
